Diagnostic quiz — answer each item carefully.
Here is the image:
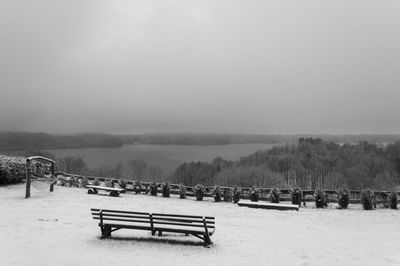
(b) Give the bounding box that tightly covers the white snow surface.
[1,184,400,266]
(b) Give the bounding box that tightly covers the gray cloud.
[1,0,399,134]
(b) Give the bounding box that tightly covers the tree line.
[172,138,400,190]
[56,156,164,182]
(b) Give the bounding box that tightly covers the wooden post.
[99,209,104,236]
[50,181,57,192]
[100,210,103,227]
[203,216,211,246]
[50,162,55,176]
[149,213,155,236]
[25,159,31,198]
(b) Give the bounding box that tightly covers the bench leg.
[89,188,99,194]
[50,182,55,192]
[101,226,112,239]
[204,234,212,246]
[109,191,119,197]
[158,231,162,237]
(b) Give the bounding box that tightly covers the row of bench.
[87,185,298,246]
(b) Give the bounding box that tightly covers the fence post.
[50,180,57,192]
[25,159,31,198]
[149,213,155,236]
[50,161,55,176]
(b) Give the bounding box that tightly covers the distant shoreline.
[1,131,399,151]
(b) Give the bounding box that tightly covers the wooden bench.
[90,208,215,246]
[86,185,125,197]
[238,201,299,211]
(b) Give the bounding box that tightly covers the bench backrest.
[91,208,215,230]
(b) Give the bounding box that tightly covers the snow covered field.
[1,184,399,266]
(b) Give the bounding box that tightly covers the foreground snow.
[0,185,399,266]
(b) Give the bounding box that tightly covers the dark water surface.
[44,143,276,174]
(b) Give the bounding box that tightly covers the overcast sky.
[0,0,399,135]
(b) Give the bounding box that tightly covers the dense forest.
[2,131,400,150]
[172,138,400,191]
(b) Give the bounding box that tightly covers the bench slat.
[152,213,215,220]
[103,223,214,236]
[154,226,214,236]
[92,213,215,224]
[105,224,152,231]
[91,209,155,216]
[91,208,214,220]
[94,217,215,229]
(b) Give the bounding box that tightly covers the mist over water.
[45,143,273,175]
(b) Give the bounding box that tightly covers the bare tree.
[148,166,163,181]
[127,159,147,180]
[113,162,124,179]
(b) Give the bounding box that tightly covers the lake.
[45,143,276,175]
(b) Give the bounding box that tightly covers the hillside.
[0,184,399,265]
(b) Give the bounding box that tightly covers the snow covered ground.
[1,184,399,266]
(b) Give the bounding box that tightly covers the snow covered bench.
[238,201,299,211]
[86,185,124,197]
[90,208,215,246]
